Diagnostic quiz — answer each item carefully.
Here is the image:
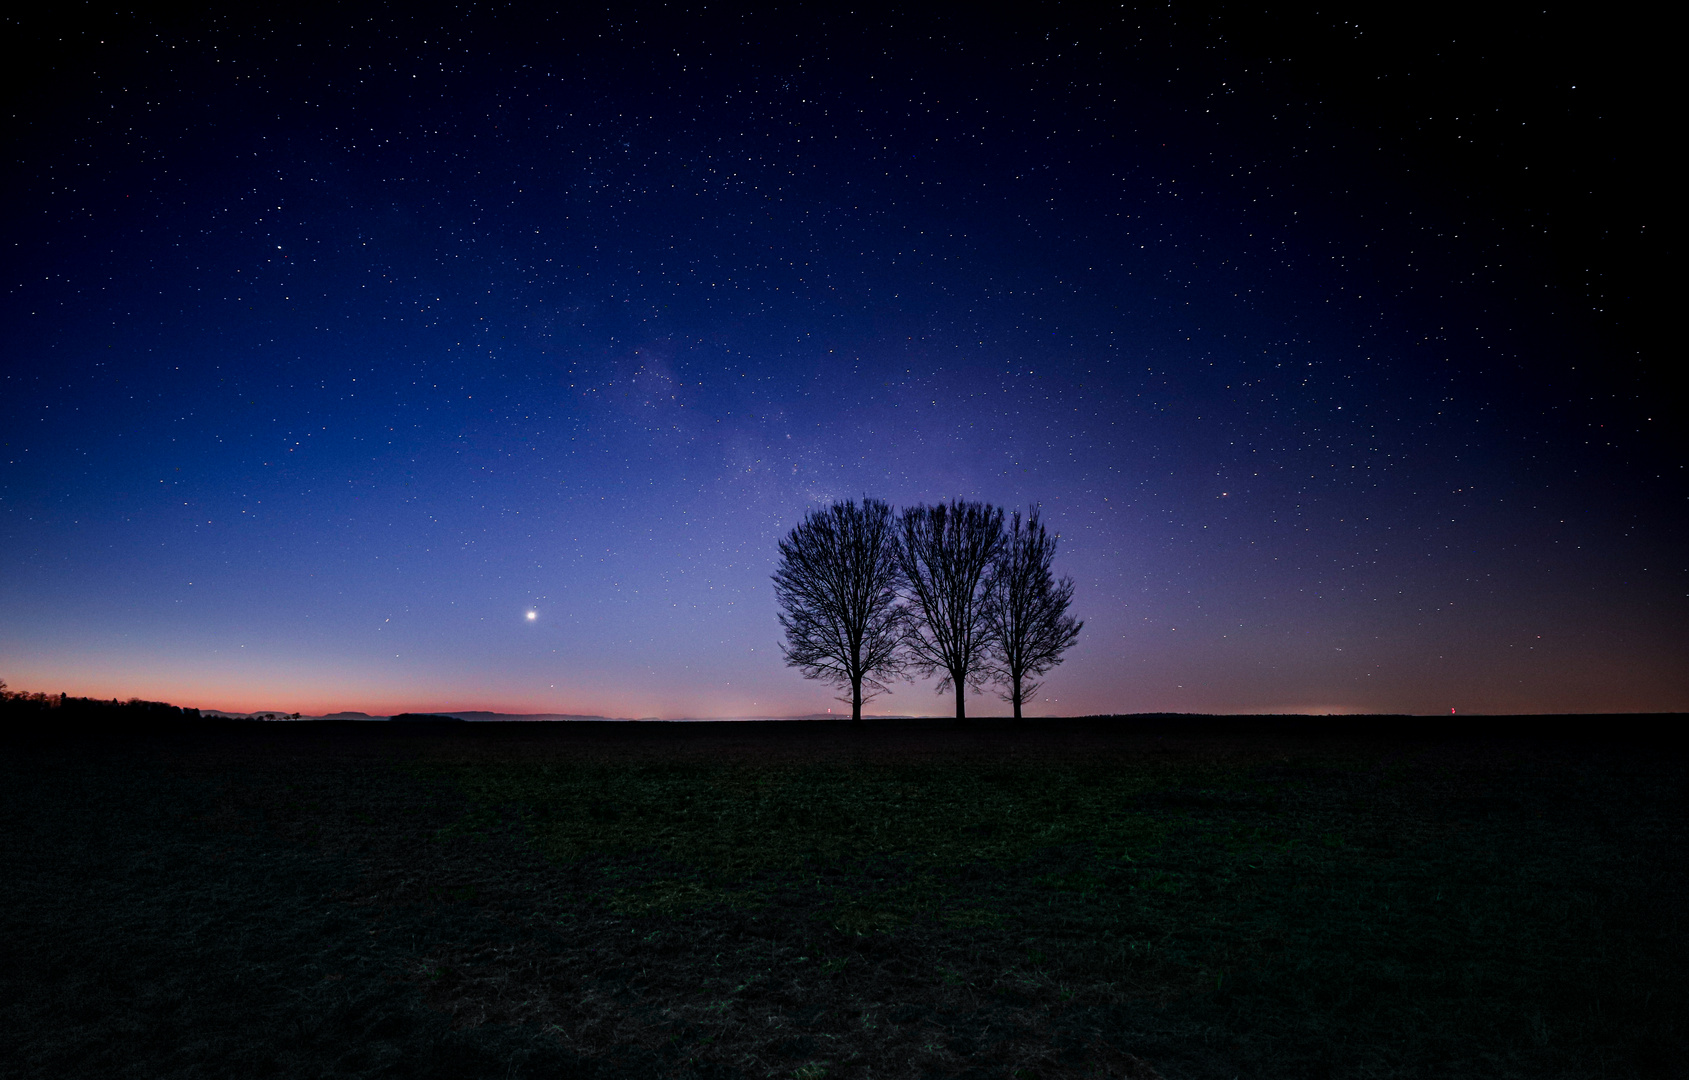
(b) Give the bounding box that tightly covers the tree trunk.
[954,678,966,721]
[852,679,863,723]
[1012,676,1023,721]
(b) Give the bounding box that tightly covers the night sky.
[3,5,1680,718]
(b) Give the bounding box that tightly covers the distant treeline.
[0,681,490,737]
[0,682,216,735]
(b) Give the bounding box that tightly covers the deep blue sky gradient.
[3,5,1681,715]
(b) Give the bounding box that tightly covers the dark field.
[2,717,1684,1079]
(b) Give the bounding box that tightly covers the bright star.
[526,611,537,621]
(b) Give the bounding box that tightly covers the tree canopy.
[985,508,1083,719]
[896,500,1005,720]
[771,498,906,721]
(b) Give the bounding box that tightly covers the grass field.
[2,717,1683,1078]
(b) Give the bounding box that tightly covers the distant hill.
[437,711,618,722]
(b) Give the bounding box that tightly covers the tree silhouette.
[772,498,907,722]
[986,508,1082,720]
[897,500,1005,720]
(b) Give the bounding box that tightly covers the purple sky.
[3,7,1681,717]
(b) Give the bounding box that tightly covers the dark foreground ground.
[2,714,1684,1079]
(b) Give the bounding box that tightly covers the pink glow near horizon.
[6,649,1682,718]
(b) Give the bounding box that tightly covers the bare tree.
[897,500,1005,720]
[986,508,1082,720]
[773,498,906,721]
